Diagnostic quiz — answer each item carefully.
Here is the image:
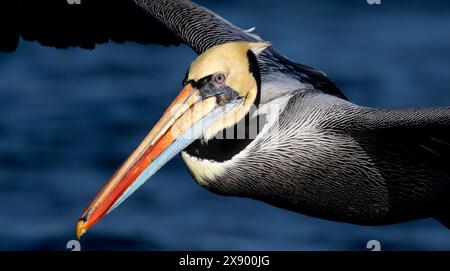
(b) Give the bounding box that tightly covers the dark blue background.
[1,0,450,250]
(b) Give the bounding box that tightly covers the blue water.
[1,0,450,250]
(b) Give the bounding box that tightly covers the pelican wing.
[0,0,185,51]
[135,0,261,54]
[0,0,346,99]
[353,108,450,172]
[137,0,346,99]
[350,107,450,224]
[0,0,256,53]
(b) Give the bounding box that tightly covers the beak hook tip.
[76,219,87,240]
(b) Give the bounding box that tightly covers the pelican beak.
[76,83,239,239]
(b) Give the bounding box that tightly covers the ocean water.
[1,0,450,250]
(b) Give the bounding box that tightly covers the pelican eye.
[213,73,227,84]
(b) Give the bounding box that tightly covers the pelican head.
[76,41,270,238]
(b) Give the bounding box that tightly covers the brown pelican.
[1,0,449,239]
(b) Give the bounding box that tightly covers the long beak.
[76,84,238,239]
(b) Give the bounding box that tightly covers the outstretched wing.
[0,0,184,51]
[0,0,346,99]
[0,0,256,53]
[135,0,346,99]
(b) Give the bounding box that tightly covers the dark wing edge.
[0,0,183,52]
[0,0,347,99]
[0,0,258,53]
[264,50,347,99]
[357,107,450,163]
[350,107,450,225]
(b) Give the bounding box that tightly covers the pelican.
[1,0,449,240]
